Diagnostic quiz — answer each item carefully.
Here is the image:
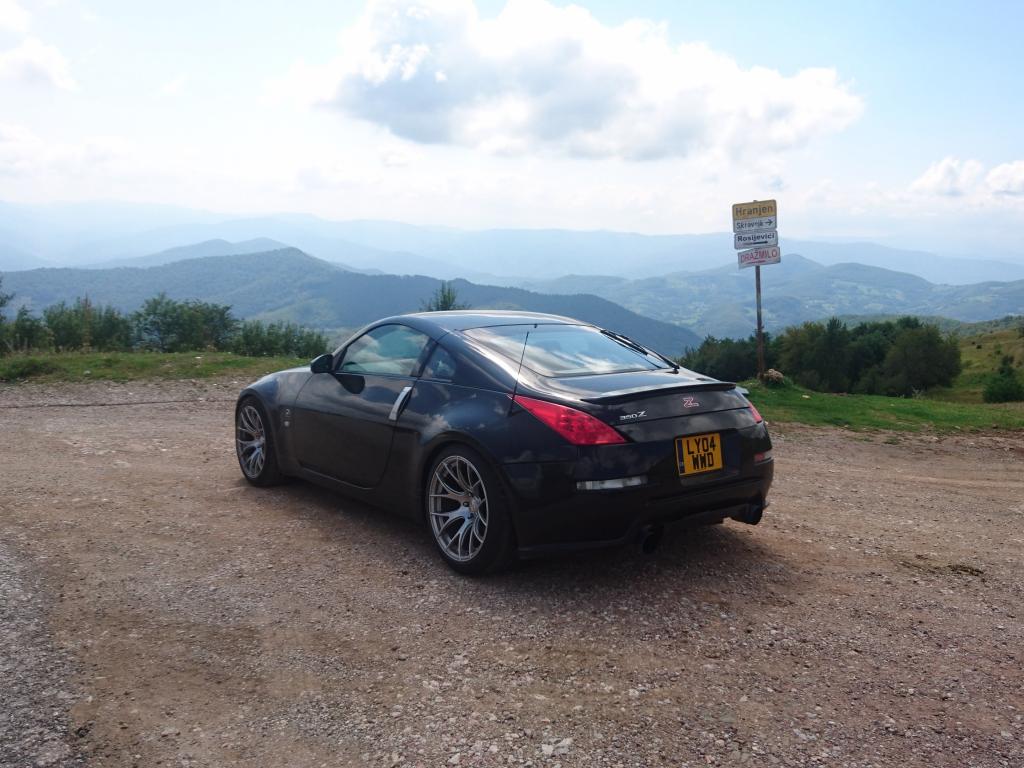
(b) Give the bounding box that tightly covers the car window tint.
[340,324,431,376]
[463,324,664,377]
[422,344,458,381]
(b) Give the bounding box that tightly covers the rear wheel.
[235,397,284,486]
[425,446,513,575]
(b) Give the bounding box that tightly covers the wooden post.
[755,264,765,379]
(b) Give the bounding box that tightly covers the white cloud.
[0,37,76,89]
[0,0,29,34]
[986,161,1024,196]
[161,75,187,95]
[277,0,862,162]
[909,156,983,197]
[0,121,43,176]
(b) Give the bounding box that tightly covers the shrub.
[681,334,768,382]
[0,357,63,381]
[11,307,52,352]
[133,294,236,352]
[983,356,1024,403]
[231,319,329,358]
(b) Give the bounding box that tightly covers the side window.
[339,324,431,376]
[422,344,458,381]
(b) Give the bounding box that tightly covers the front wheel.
[425,446,514,575]
[235,398,284,486]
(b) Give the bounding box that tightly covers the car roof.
[385,310,587,334]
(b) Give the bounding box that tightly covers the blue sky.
[2,0,1023,259]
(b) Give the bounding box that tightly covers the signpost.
[734,230,778,249]
[733,215,776,233]
[737,245,781,269]
[732,199,780,378]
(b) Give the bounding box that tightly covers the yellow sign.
[732,199,777,221]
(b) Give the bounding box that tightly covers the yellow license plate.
[675,432,723,476]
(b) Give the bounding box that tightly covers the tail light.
[513,394,627,446]
[747,401,764,423]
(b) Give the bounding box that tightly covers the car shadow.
[258,478,794,614]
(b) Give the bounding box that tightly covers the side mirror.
[310,353,334,374]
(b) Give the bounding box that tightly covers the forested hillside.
[2,249,700,354]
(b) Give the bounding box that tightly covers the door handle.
[389,386,413,421]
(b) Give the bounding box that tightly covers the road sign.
[731,200,780,380]
[732,199,777,222]
[733,215,777,234]
[737,245,781,269]
[734,230,778,250]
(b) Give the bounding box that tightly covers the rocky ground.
[0,378,1022,767]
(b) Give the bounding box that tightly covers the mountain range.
[1,249,700,354]
[521,254,1024,338]
[4,243,1021,346]
[3,200,1024,285]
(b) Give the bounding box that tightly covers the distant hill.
[523,254,1024,338]
[2,249,700,355]
[4,200,1023,285]
[0,240,50,271]
[88,238,293,268]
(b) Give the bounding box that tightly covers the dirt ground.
[1,378,1022,768]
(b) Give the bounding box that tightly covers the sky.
[2,0,1024,258]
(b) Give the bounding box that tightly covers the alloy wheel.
[236,404,267,479]
[428,455,489,562]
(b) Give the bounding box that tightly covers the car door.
[291,323,432,488]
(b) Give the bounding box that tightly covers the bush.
[133,294,236,352]
[681,334,769,382]
[231,320,329,358]
[11,307,52,352]
[983,356,1024,403]
[43,298,132,351]
[878,324,961,396]
[0,356,63,381]
[0,275,12,356]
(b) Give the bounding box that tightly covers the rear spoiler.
[581,380,737,404]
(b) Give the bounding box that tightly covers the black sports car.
[235,311,773,573]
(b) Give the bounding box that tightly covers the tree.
[0,275,11,355]
[983,355,1024,403]
[231,319,329,358]
[11,307,51,352]
[879,324,961,396]
[43,301,87,350]
[682,335,766,382]
[133,294,236,352]
[421,281,469,312]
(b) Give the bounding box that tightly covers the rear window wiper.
[600,329,679,372]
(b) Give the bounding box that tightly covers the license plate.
[675,432,723,476]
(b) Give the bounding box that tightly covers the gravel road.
[1,378,1022,767]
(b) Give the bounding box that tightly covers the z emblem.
[682,396,700,408]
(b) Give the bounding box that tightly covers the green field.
[744,380,1024,432]
[931,327,1024,403]
[2,348,1023,433]
[0,351,308,383]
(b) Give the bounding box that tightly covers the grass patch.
[0,351,309,383]
[744,379,1024,432]
[932,328,1024,403]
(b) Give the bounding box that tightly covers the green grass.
[745,380,1024,432]
[4,349,1023,433]
[0,351,309,383]
[932,328,1024,403]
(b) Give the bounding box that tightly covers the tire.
[425,445,514,575]
[235,397,285,487]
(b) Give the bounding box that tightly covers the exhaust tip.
[639,524,664,554]
[730,501,763,526]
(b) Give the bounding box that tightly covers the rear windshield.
[462,324,667,377]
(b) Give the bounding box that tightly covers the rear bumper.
[502,458,774,557]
